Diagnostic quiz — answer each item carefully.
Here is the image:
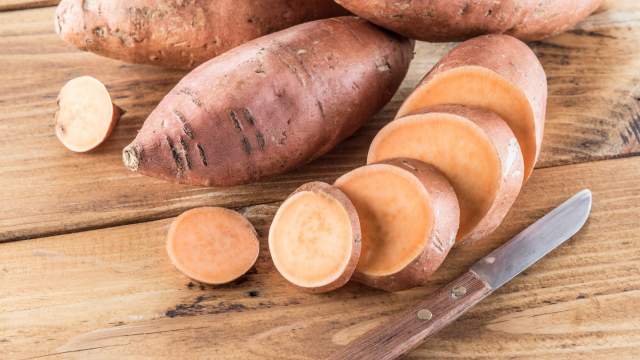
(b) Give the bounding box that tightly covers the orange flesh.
[167,207,259,285]
[368,114,501,242]
[55,76,117,152]
[335,164,433,277]
[269,191,354,288]
[397,66,537,179]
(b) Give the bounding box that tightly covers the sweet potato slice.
[269,182,361,293]
[54,76,122,152]
[396,34,546,180]
[167,207,259,285]
[369,105,524,245]
[334,159,459,291]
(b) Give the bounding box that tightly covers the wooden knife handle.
[328,271,492,360]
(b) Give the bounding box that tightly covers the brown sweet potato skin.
[334,0,602,42]
[509,0,604,40]
[55,0,349,69]
[123,17,413,186]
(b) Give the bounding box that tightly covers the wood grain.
[0,0,57,11]
[1,3,639,242]
[1,156,639,359]
[330,271,492,360]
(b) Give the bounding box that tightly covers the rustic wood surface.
[1,0,639,359]
[2,156,639,359]
[1,2,640,242]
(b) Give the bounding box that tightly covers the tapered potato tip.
[335,159,460,291]
[269,182,361,293]
[167,207,260,285]
[122,143,141,171]
[54,76,122,152]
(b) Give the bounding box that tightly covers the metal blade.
[471,189,592,290]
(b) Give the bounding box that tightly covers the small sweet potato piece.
[369,105,524,245]
[55,0,349,69]
[123,17,414,186]
[269,182,361,293]
[396,34,546,180]
[167,207,259,285]
[54,76,122,152]
[334,159,459,291]
[335,0,602,42]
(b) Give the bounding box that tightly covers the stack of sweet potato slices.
[269,34,547,292]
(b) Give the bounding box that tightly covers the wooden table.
[1,1,639,359]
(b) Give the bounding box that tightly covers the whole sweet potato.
[123,17,414,186]
[55,0,349,69]
[335,0,602,42]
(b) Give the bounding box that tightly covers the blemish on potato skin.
[241,137,252,155]
[256,132,266,150]
[242,108,257,126]
[179,137,192,170]
[229,110,243,130]
[197,143,208,166]
[165,136,183,173]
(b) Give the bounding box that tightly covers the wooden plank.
[1,3,640,242]
[0,0,57,11]
[1,156,639,359]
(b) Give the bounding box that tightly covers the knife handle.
[329,271,492,360]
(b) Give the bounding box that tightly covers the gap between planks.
[3,154,636,245]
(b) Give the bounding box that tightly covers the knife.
[329,189,593,360]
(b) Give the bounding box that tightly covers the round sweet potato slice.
[269,182,361,293]
[369,105,524,246]
[334,159,459,291]
[167,207,259,285]
[54,76,122,152]
[396,34,546,181]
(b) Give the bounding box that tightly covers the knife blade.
[329,189,592,360]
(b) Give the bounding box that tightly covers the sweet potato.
[334,159,459,291]
[396,34,546,180]
[55,76,122,152]
[167,207,259,285]
[123,17,414,186]
[55,0,349,69]
[334,0,602,42]
[269,182,361,293]
[369,105,524,245]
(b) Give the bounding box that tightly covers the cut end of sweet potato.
[167,207,260,285]
[397,35,546,181]
[335,160,459,291]
[54,76,121,153]
[397,66,536,179]
[269,182,361,293]
[369,105,524,245]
